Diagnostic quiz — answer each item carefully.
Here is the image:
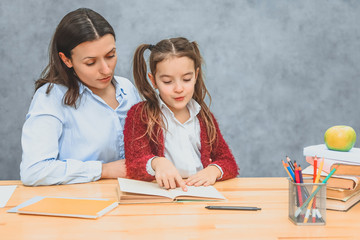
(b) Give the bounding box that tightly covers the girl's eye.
[184,79,191,82]
[163,81,171,84]
[107,54,116,58]
[86,62,95,66]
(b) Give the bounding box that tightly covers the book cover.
[327,184,360,200]
[304,144,360,175]
[306,156,360,175]
[330,164,360,176]
[11,196,118,219]
[326,190,360,211]
[303,144,360,163]
[301,165,359,190]
[117,178,226,203]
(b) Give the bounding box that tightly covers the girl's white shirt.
[146,97,223,178]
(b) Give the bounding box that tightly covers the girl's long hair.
[133,37,217,148]
[35,8,116,107]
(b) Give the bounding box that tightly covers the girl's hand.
[185,165,221,187]
[152,157,187,191]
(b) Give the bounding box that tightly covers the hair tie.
[148,44,155,51]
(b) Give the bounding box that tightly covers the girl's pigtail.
[190,41,207,104]
[132,44,162,144]
[133,44,157,103]
[191,41,217,149]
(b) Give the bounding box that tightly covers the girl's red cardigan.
[124,102,239,181]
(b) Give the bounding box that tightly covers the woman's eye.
[107,54,116,58]
[184,79,191,82]
[86,62,95,66]
[163,81,171,84]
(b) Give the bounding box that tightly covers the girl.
[124,37,238,191]
[20,8,141,186]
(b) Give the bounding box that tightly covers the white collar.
[78,76,126,98]
[158,97,201,121]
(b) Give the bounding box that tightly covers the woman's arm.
[20,86,102,186]
[21,112,102,186]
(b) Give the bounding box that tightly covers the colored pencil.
[294,167,303,206]
[282,160,295,181]
[303,158,324,223]
[295,161,337,218]
[313,156,318,182]
[298,165,309,199]
[286,156,295,172]
[312,157,318,223]
[281,160,292,180]
[286,162,295,181]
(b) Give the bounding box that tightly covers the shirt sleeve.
[145,156,158,176]
[20,86,102,186]
[208,163,224,180]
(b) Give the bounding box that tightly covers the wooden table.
[1,178,359,240]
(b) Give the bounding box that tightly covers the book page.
[118,178,225,200]
[0,185,16,208]
[118,178,173,199]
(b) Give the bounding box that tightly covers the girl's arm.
[207,114,239,180]
[123,103,157,181]
[186,114,239,186]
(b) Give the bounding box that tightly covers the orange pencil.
[281,160,293,180]
[312,156,318,223]
[313,156,318,182]
[304,157,324,223]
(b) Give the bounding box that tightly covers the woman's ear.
[148,73,157,89]
[58,52,73,68]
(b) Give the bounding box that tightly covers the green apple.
[324,125,356,152]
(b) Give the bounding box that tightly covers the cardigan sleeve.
[124,102,156,181]
[208,114,239,180]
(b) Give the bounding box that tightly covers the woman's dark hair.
[35,8,116,107]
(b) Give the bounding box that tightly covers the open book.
[8,196,118,219]
[117,178,226,203]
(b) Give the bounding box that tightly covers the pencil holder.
[288,178,327,226]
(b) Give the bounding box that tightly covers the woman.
[20,8,140,186]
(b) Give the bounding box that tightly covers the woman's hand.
[151,157,187,191]
[101,159,127,179]
[185,165,221,187]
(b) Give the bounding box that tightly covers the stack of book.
[303,144,360,211]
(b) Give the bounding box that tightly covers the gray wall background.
[1,0,360,180]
